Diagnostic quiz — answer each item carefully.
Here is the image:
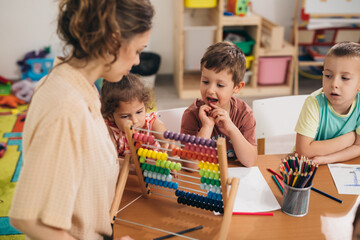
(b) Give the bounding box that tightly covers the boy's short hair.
[100,73,153,118]
[200,41,246,86]
[326,41,360,59]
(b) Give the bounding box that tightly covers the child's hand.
[312,155,327,165]
[209,104,237,136]
[199,104,215,128]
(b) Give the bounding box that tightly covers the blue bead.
[175,189,180,196]
[164,130,169,139]
[173,182,178,189]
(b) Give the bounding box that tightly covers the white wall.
[0,0,296,78]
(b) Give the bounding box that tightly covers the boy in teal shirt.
[295,41,360,164]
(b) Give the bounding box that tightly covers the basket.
[223,30,255,55]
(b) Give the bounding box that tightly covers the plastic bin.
[184,0,217,8]
[223,30,255,55]
[258,57,291,85]
[184,14,216,71]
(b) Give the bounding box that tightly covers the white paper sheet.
[228,167,281,212]
[328,164,360,195]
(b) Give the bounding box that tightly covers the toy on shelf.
[227,0,250,17]
[111,121,240,239]
[17,47,54,81]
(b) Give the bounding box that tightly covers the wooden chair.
[253,95,308,155]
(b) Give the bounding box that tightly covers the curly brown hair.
[200,41,246,86]
[100,74,153,118]
[57,0,154,64]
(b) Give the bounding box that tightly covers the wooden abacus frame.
[110,121,239,240]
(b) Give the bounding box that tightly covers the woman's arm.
[10,218,76,240]
[296,131,356,158]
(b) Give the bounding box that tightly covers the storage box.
[223,30,255,55]
[261,18,284,51]
[184,0,217,8]
[184,14,216,71]
[245,55,254,69]
[258,57,291,85]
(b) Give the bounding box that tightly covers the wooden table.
[113,154,359,239]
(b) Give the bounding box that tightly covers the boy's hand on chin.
[199,104,215,127]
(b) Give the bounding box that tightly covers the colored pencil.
[275,174,286,193]
[233,212,274,216]
[272,175,284,194]
[311,187,343,204]
[267,168,284,180]
[153,225,203,240]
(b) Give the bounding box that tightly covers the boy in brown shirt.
[181,41,257,167]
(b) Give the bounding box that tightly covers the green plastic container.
[223,30,255,55]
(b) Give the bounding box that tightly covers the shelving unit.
[173,0,295,99]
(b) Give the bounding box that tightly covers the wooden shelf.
[174,0,295,99]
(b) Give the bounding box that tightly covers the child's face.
[322,56,360,114]
[200,67,243,111]
[110,99,146,132]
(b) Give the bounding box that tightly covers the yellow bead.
[147,150,153,158]
[152,151,158,159]
[137,148,143,156]
[142,149,148,158]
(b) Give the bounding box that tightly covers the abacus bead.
[208,191,213,199]
[205,138,212,146]
[168,131,174,140]
[210,172,215,179]
[216,181,221,187]
[200,177,206,183]
[147,150,153,158]
[204,171,209,178]
[171,148,177,156]
[135,141,142,148]
[175,163,181,171]
[199,169,204,177]
[200,183,205,189]
[162,153,168,161]
[157,173,162,180]
[133,132,139,140]
[170,161,176,170]
[165,161,171,168]
[184,143,190,150]
[211,148,217,156]
[189,135,196,143]
[142,149,148,157]
[159,168,164,174]
[184,134,190,142]
[161,174,166,181]
[198,161,204,169]
[143,170,148,177]
[208,163,214,171]
[194,137,201,144]
[214,165,219,172]
[146,164,151,171]
[160,161,166,168]
[173,182,178,189]
[137,148,143,156]
[163,130,169,139]
[145,177,150,183]
[205,178,211,184]
[173,132,180,141]
[166,175,172,182]
[151,164,156,172]
[151,151,157,159]
[200,138,206,145]
[211,140,217,148]
[139,156,146,163]
[179,133,185,141]
[175,189,180,196]
[141,163,146,170]
[155,160,161,167]
[165,169,170,175]
[211,179,216,185]
[149,135,155,145]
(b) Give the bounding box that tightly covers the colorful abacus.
[111,121,239,240]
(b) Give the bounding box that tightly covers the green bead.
[146,164,151,171]
[205,178,211,184]
[165,169,170,175]
[139,156,146,163]
[210,172,215,179]
[159,168,165,174]
[175,163,181,171]
[199,169,204,177]
[170,162,176,170]
[155,166,160,173]
[214,173,220,180]
[204,171,209,178]
[216,180,220,187]
[156,160,161,167]
[161,161,166,168]
[211,179,215,185]
[201,177,206,183]
[165,161,171,168]
[141,163,146,170]
[151,164,156,172]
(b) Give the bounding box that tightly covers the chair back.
[252,95,308,154]
[156,107,187,133]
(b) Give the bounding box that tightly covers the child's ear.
[233,81,245,94]
[107,114,115,122]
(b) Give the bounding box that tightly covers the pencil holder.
[281,183,312,217]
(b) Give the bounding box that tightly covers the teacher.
[9,0,154,239]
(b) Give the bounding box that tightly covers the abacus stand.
[110,121,239,240]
